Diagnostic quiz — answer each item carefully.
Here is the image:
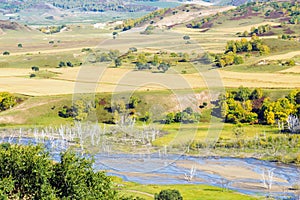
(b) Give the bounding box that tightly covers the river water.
[1,137,300,199]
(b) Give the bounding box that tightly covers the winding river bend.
[2,137,300,199]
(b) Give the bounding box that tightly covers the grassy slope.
[113,177,259,200]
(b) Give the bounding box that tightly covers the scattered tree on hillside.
[183,35,190,44]
[0,92,17,111]
[2,51,10,55]
[31,66,39,71]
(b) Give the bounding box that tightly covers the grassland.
[0,3,300,199]
[113,177,259,200]
[1,12,299,96]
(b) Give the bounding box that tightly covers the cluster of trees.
[38,25,66,34]
[115,8,169,31]
[0,143,145,199]
[239,24,271,37]
[268,1,300,24]
[58,61,74,68]
[132,51,189,72]
[225,35,270,55]
[53,0,156,12]
[0,92,17,112]
[219,87,300,126]
[186,17,213,29]
[59,96,143,123]
[58,99,95,121]
[215,52,244,68]
[90,49,122,67]
[213,35,270,68]
[164,107,200,124]
[278,34,297,40]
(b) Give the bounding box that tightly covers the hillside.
[0,0,174,13]
[0,20,32,33]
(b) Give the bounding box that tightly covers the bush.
[31,66,39,71]
[58,61,66,68]
[154,189,183,200]
[66,61,73,67]
[2,51,10,55]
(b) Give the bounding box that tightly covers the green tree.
[108,50,120,60]
[114,58,122,67]
[58,61,66,68]
[154,189,183,200]
[0,144,122,200]
[2,51,10,55]
[250,88,263,100]
[165,113,175,124]
[183,35,190,44]
[31,66,40,71]
[152,54,161,66]
[129,96,140,108]
[137,53,147,64]
[235,86,251,102]
[53,151,117,199]
[0,92,17,111]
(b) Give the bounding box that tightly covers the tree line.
[213,35,270,68]
[218,87,300,128]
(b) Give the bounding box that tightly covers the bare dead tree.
[184,165,196,181]
[261,168,275,191]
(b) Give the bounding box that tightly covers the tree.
[154,189,183,200]
[152,54,161,66]
[137,53,147,64]
[296,91,300,104]
[0,92,17,111]
[114,58,122,67]
[17,43,23,48]
[2,51,10,55]
[183,35,190,44]
[53,151,117,199]
[233,55,244,65]
[58,61,66,68]
[66,61,73,67]
[129,96,140,108]
[165,113,175,124]
[112,31,118,39]
[250,88,263,100]
[235,86,251,102]
[108,50,120,60]
[0,144,119,199]
[157,62,170,73]
[31,66,39,71]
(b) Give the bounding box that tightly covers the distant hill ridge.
[0,20,32,32]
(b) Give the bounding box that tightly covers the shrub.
[31,66,39,71]
[154,189,183,200]
[2,51,10,55]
